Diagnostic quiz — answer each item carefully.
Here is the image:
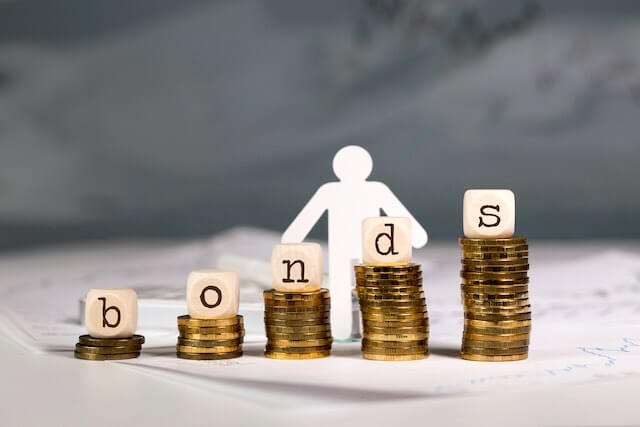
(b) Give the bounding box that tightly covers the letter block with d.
[187,270,239,319]
[362,217,411,265]
[271,243,322,292]
[85,288,138,338]
[463,189,515,238]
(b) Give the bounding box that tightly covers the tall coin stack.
[460,190,530,361]
[356,217,429,361]
[265,243,331,360]
[177,270,244,360]
[177,315,244,360]
[77,288,144,361]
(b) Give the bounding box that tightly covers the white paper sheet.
[1,228,639,408]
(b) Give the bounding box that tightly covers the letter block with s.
[362,217,411,265]
[463,189,515,238]
[271,243,322,292]
[187,270,239,319]
[85,288,138,338]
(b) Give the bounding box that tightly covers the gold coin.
[361,308,427,317]
[264,318,329,326]
[461,251,528,260]
[465,312,532,322]
[461,271,529,280]
[264,289,330,301]
[464,326,531,335]
[462,339,529,348]
[75,344,141,355]
[362,312,428,322]
[363,353,427,361]
[362,338,427,348]
[265,325,331,334]
[264,306,330,314]
[77,334,145,347]
[360,298,426,308]
[461,346,528,356]
[364,325,429,334]
[267,332,332,341]
[461,285,529,294]
[177,351,243,360]
[267,338,333,347]
[356,273,422,281]
[356,286,424,295]
[264,299,328,308]
[264,351,330,360]
[179,332,245,340]
[464,319,532,328]
[74,351,140,360]
[461,353,528,362]
[265,344,332,353]
[363,318,428,328]
[463,296,530,306]
[354,264,421,273]
[363,332,429,341]
[461,258,530,266]
[461,264,529,273]
[463,332,529,341]
[178,326,245,335]
[177,315,243,327]
[358,294,425,303]
[464,305,532,315]
[361,346,428,356]
[459,237,527,246]
[176,345,241,354]
[177,338,243,347]
[264,313,330,321]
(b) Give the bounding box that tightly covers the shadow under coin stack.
[459,237,531,361]
[177,315,245,360]
[356,263,429,360]
[264,289,332,359]
[75,334,144,360]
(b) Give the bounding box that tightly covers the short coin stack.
[75,334,144,360]
[176,315,245,360]
[356,264,429,361]
[264,289,333,360]
[459,237,531,361]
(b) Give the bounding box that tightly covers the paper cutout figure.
[282,145,428,339]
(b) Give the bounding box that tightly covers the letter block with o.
[271,243,322,292]
[187,270,239,319]
[362,217,411,265]
[463,189,515,238]
[85,288,138,338]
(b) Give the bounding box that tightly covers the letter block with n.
[187,270,239,319]
[463,189,515,238]
[362,217,412,265]
[271,243,323,292]
[85,288,138,338]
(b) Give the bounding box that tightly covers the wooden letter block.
[187,270,239,319]
[271,243,322,292]
[362,217,411,265]
[85,288,137,338]
[463,189,515,238]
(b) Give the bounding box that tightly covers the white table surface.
[1,238,640,426]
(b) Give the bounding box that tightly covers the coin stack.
[459,237,531,361]
[263,289,332,360]
[176,315,245,360]
[356,264,429,361]
[74,334,145,360]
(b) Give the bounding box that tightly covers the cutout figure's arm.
[281,184,331,243]
[376,183,428,248]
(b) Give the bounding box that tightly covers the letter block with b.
[362,217,411,265]
[463,189,515,238]
[271,243,322,292]
[187,270,239,319]
[85,288,138,338]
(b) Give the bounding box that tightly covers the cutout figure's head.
[332,145,373,182]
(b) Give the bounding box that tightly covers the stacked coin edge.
[356,263,429,361]
[74,334,145,360]
[459,237,530,362]
[264,289,332,360]
[176,314,245,360]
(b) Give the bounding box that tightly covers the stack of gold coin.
[459,237,531,361]
[355,264,429,361]
[264,289,332,360]
[176,315,244,360]
[74,334,145,360]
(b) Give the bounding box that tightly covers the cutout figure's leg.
[329,253,353,340]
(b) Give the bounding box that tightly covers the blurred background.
[1,0,639,250]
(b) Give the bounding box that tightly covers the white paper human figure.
[282,145,428,339]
